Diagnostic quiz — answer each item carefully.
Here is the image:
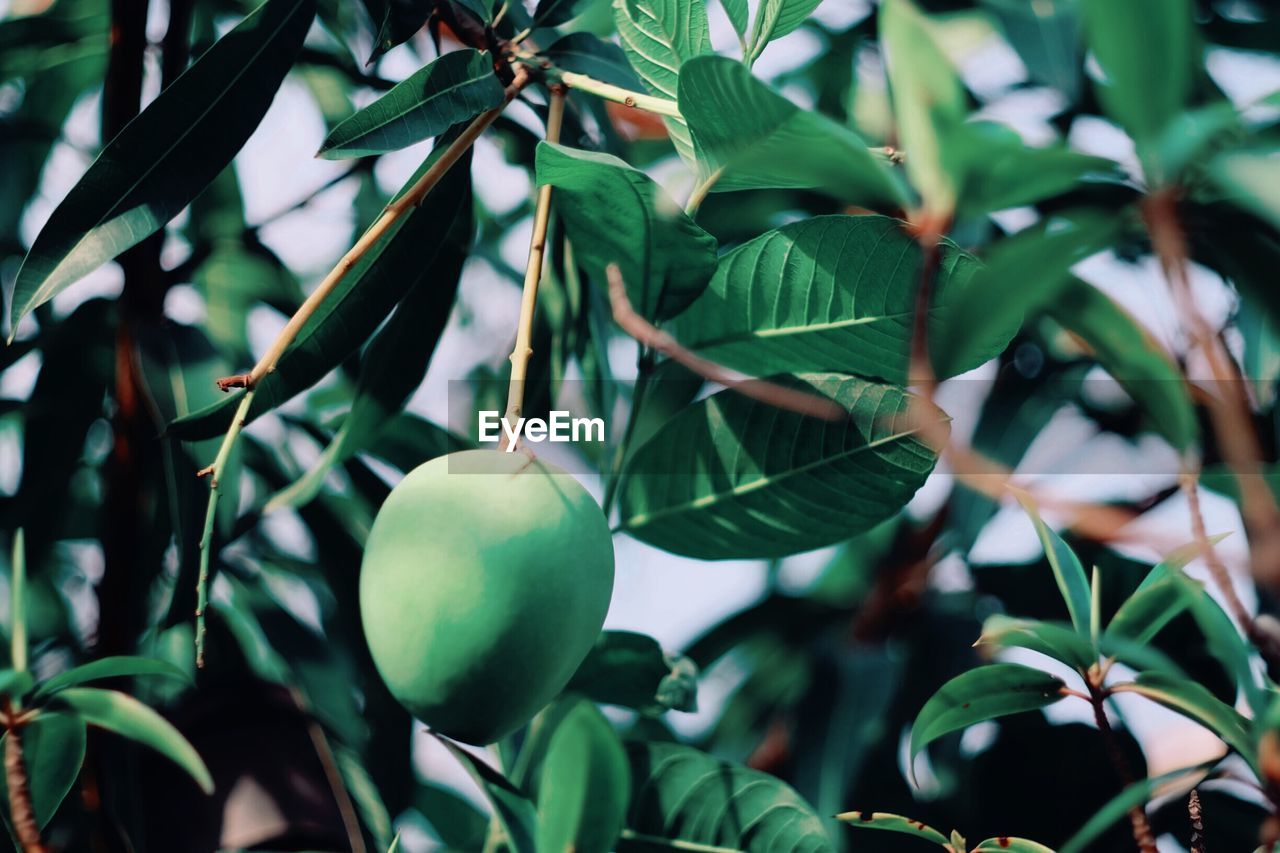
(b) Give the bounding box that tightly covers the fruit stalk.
[502,86,567,446]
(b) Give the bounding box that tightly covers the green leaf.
[9,0,317,334]
[1112,672,1255,769]
[836,812,948,846]
[1213,150,1280,232]
[542,33,643,89]
[0,712,85,829]
[1014,492,1093,635]
[537,699,631,853]
[1059,760,1216,853]
[54,687,213,793]
[975,615,1097,671]
[980,0,1082,100]
[536,142,717,322]
[623,741,834,851]
[35,656,190,699]
[437,736,538,853]
[565,631,698,715]
[534,0,590,27]
[0,671,35,701]
[1106,577,1189,646]
[1082,0,1194,172]
[367,0,432,62]
[932,213,1118,376]
[745,0,824,63]
[264,205,470,511]
[168,136,473,441]
[678,214,1001,385]
[677,56,906,208]
[1048,276,1198,452]
[721,0,747,37]
[973,839,1055,853]
[619,374,943,559]
[879,0,968,215]
[415,782,489,849]
[909,663,1065,766]
[612,0,712,164]
[318,49,505,158]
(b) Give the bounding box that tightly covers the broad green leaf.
[836,811,948,846]
[745,0,824,63]
[1106,577,1189,646]
[1015,493,1093,635]
[932,213,1118,375]
[55,687,213,793]
[318,49,505,158]
[0,712,85,829]
[1213,150,1280,232]
[1112,672,1255,769]
[975,615,1096,671]
[265,205,470,511]
[536,142,717,321]
[534,0,591,27]
[168,137,473,440]
[1059,760,1217,853]
[10,0,317,333]
[0,0,106,86]
[910,663,1065,765]
[367,0,431,62]
[35,656,190,699]
[1082,0,1194,173]
[537,700,631,853]
[612,0,712,164]
[437,737,537,853]
[565,631,698,715]
[619,374,943,559]
[623,741,834,851]
[1048,277,1197,452]
[678,56,906,208]
[542,33,642,89]
[980,0,1082,99]
[415,782,489,849]
[678,215,1002,385]
[879,0,968,215]
[1154,101,1241,181]
[973,839,1055,853]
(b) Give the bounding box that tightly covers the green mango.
[360,449,615,744]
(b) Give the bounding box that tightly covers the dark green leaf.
[836,811,948,846]
[415,782,489,849]
[678,56,906,208]
[536,142,717,321]
[1015,493,1093,635]
[0,671,35,702]
[619,374,943,559]
[35,656,190,699]
[534,0,590,27]
[1106,577,1189,646]
[367,0,432,62]
[0,712,85,829]
[910,663,1065,766]
[1112,672,1255,769]
[542,33,642,90]
[437,736,538,853]
[10,0,317,333]
[565,631,698,715]
[975,615,1097,671]
[622,741,834,851]
[678,214,1001,384]
[537,699,631,853]
[55,687,213,793]
[318,49,505,158]
[980,0,1082,99]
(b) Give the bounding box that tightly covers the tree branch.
[3,702,45,853]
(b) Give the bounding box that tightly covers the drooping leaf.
[623,741,834,851]
[0,712,86,829]
[55,687,213,793]
[565,631,698,715]
[745,0,824,63]
[537,700,631,853]
[932,213,1118,376]
[168,136,473,440]
[9,0,317,333]
[677,214,1002,384]
[536,142,717,321]
[34,656,190,699]
[1015,493,1094,636]
[975,615,1097,671]
[618,374,943,559]
[318,49,505,158]
[1048,276,1198,452]
[836,811,949,846]
[1112,672,1255,769]
[909,663,1065,766]
[677,56,906,208]
[366,0,431,62]
[437,737,538,853]
[612,0,712,164]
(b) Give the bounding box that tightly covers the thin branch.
[1086,680,1157,853]
[502,86,567,448]
[3,702,45,853]
[685,167,725,216]
[554,70,682,117]
[292,687,366,853]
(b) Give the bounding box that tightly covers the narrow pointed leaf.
[0,712,86,829]
[537,700,631,853]
[910,663,1065,764]
[55,687,213,793]
[678,215,1003,384]
[536,142,717,321]
[10,0,317,333]
[836,811,948,846]
[1059,760,1217,853]
[973,839,1055,853]
[619,374,943,559]
[35,656,190,699]
[976,615,1097,671]
[678,56,906,207]
[1106,577,1189,646]
[318,49,504,158]
[745,0,824,63]
[1015,492,1093,635]
[1213,150,1280,232]
[1112,672,1255,769]
[437,737,537,853]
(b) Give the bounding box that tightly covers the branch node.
[215,374,251,392]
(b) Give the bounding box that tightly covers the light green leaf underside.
[837,811,948,846]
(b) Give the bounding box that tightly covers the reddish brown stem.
[1086,682,1156,853]
[4,705,46,853]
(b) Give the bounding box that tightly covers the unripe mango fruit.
[359,449,615,745]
